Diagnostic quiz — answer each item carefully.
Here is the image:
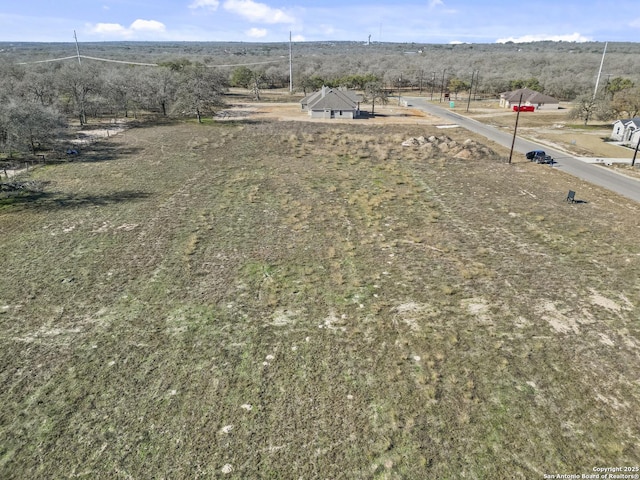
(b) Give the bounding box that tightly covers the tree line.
[0,60,228,159]
[1,40,640,158]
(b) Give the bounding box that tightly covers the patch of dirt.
[70,121,127,146]
[589,289,622,312]
[537,300,580,335]
[218,102,440,125]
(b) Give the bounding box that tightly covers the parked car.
[513,105,535,112]
[526,150,546,161]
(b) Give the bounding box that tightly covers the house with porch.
[300,86,362,119]
[610,117,640,143]
[499,87,560,110]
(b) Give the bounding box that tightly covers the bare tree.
[58,64,103,125]
[142,67,179,116]
[569,95,614,125]
[174,65,227,123]
[364,81,387,116]
[18,64,59,106]
[0,99,67,156]
[103,67,133,120]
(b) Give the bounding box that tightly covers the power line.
[16,56,78,65]
[16,54,285,68]
[78,55,159,67]
[208,59,284,68]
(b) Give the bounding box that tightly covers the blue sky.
[1,0,639,44]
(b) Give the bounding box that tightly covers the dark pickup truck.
[526,150,545,160]
[526,150,554,164]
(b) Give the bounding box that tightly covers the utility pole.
[74,30,81,66]
[289,31,293,93]
[632,134,640,167]
[439,69,446,103]
[430,72,436,101]
[397,74,402,105]
[593,41,608,100]
[419,69,424,95]
[508,93,524,164]
[466,70,475,112]
[473,70,480,100]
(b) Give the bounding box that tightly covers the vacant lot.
[1,117,639,478]
[226,94,638,162]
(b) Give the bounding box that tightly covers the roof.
[614,117,640,127]
[301,86,362,111]
[500,87,558,104]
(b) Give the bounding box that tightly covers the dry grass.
[1,117,639,478]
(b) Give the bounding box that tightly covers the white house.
[610,117,640,143]
[499,87,560,110]
[300,86,362,119]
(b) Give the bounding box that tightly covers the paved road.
[406,96,640,203]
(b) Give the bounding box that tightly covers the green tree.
[338,73,379,90]
[158,58,192,72]
[230,66,255,89]
[605,77,635,99]
[299,75,327,95]
[612,86,640,118]
[509,78,542,92]
[448,77,470,100]
[230,66,266,100]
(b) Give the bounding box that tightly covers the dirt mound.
[401,134,495,160]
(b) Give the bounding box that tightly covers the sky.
[0,0,639,44]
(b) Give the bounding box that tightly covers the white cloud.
[630,18,640,28]
[90,23,129,35]
[292,34,305,42]
[189,0,220,11]
[223,0,294,24]
[496,32,592,43]
[246,27,267,38]
[428,0,444,8]
[130,19,166,32]
[88,19,166,38]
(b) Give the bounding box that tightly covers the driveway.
[406,97,640,203]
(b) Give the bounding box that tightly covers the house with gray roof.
[611,117,640,143]
[499,87,559,110]
[300,86,362,119]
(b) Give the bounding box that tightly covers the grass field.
[1,118,640,478]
